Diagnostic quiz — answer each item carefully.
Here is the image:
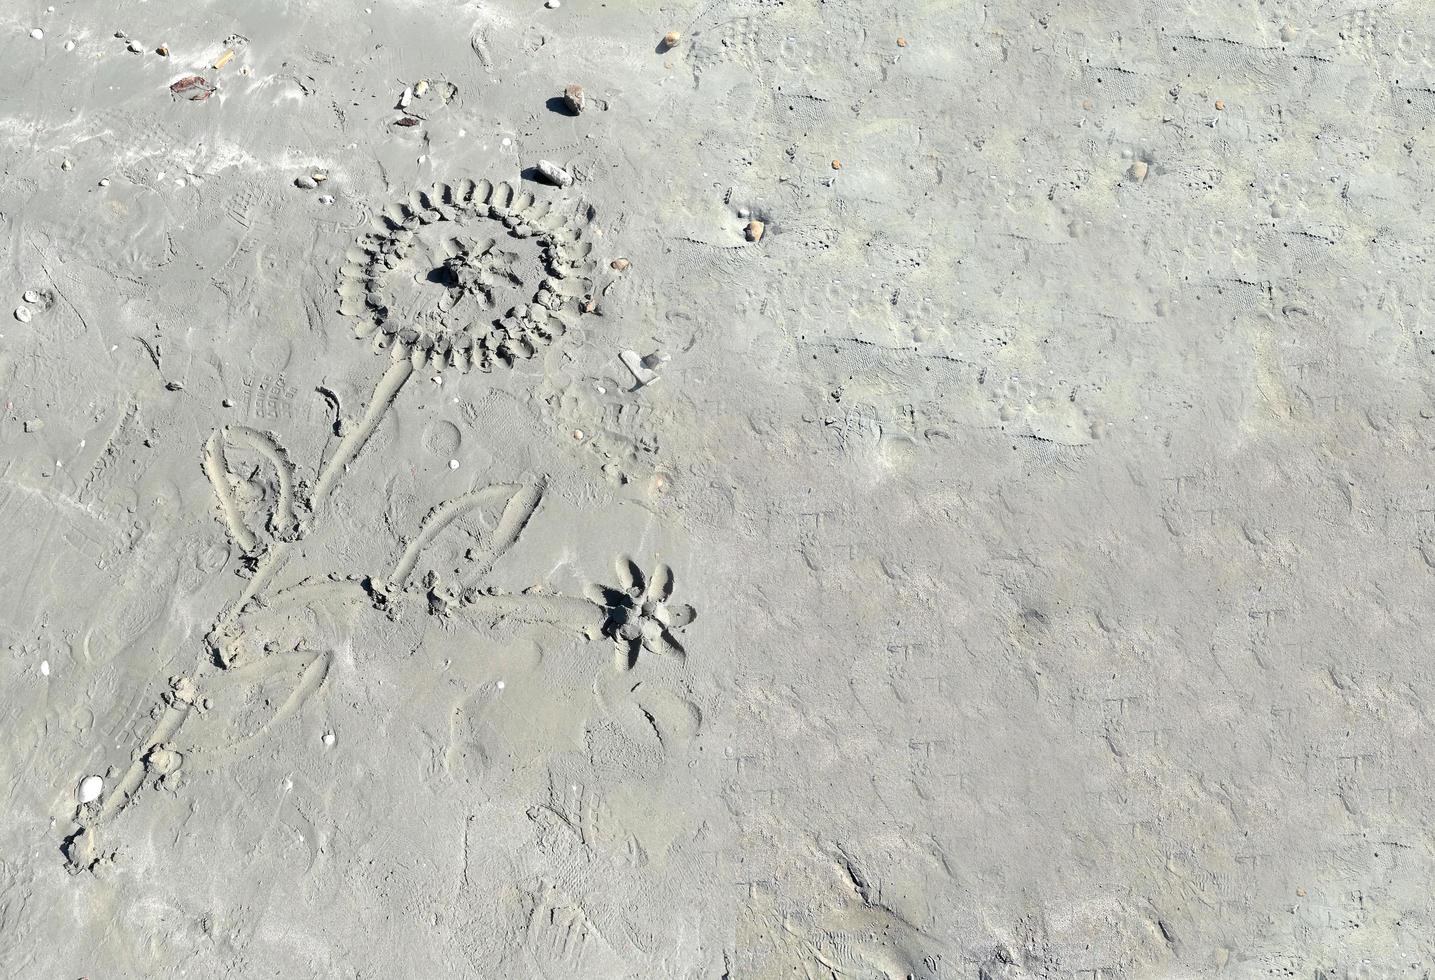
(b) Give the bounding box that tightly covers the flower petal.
[615,555,643,596]
[662,603,696,630]
[647,563,674,602]
[649,630,686,661]
[615,640,639,671]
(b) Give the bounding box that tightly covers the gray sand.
[1,1,1430,977]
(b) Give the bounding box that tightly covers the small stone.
[222,398,235,407]
[536,159,573,187]
[24,419,43,432]
[14,307,32,323]
[40,660,50,677]
[23,290,40,304]
[745,219,765,242]
[98,178,110,187]
[399,85,413,109]
[1215,99,1225,110]
[78,775,104,804]
[157,44,169,56]
[414,79,429,97]
[294,175,317,189]
[63,40,74,51]
[127,40,142,53]
[546,0,560,7]
[610,257,630,271]
[662,30,681,49]
[897,37,908,47]
[1127,160,1148,182]
[449,459,460,470]
[563,83,586,114]
[322,732,336,746]
[60,159,72,171]
[30,28,44,40]
[831,159,842,170]
[312,172,327,182]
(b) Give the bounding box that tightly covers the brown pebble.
[662,30,681,49]
[1128,160,1148,182]
[831,159,842,170]
[1215,99,1225,110]
[156,44,169,57]
[896,37,907,47]
[610,258,630,271]
[745,219,765,242]
[563,83,586,114]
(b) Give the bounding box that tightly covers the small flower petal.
[648,563,674,602]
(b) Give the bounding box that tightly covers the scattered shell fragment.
[563,83,586,114]
[14,307,32,323]
[394,116,421,127]
[536,159,573,187]
[610,257,630,271]
[78,775,103,804]
[620,349,662,388]
[662,30,681,49]
[295,175,317,190]
[213,49,235,70]
[30,28,44,41]
[745,219,765,242]
[169,75,211,99]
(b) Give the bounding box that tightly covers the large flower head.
[336,178,596,373]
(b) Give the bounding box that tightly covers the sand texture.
[1,0,1432,977]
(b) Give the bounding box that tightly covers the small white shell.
[536,160,573,187]
[14,306,32,323]
[78,774,103,804]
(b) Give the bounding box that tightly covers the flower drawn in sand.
[587,556,696,669]
[336,178,596,373]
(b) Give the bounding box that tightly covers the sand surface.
[1,0,1432,976]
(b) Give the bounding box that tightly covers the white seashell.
[78,774,103,803]
[536,160,573,187]
[14,306,32,323]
